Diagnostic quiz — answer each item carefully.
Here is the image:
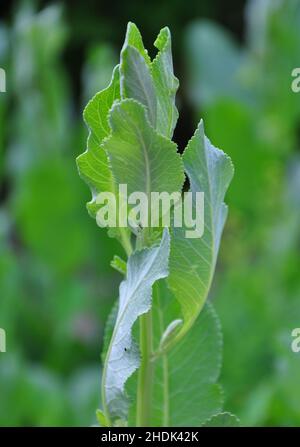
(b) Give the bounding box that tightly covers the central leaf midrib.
[103,239,164,401]
[185,131,215,288]
[129,116,152,199]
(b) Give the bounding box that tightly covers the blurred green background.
[0,0,300,426]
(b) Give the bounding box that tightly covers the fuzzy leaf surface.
[167,120,233,346]
[152,27,179,138]
[103,99,184,200]
[151,300,223,426]
[102,229,170,423]
[76,66,120,217]
[201,412,240,427]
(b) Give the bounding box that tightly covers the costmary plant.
[77,23,238,427]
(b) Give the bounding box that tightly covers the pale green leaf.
[83,65,120,143]
[76,134,113,218]
[77,67,131,251]
[121,45,157,127]
[151,299,223,426]
[201,412,240,427]
[104,98,184,199]
[121,22,151,66]
[121,23,178,138]
[102,228,170,423]
[152,27,179,138]
[76,65,120,217]
[127,296,223,427]
[167,120,233,348]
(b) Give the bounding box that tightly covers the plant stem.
[136,309,153,426]
[154,283,169,425]
[162,353,169,426]
[120,228,133,257]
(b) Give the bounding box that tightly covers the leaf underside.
[102,228,170,422]
[167,120,234,347]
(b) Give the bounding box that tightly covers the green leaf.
[152,27,179,138]
[78,22,181,234]
[127,298,223,427]
[77,66,132,253]
[121,23,178,138]
[83,65,120,143]
[104,98,184,201]
[121,45,157,127]
[111,255,127,275]
[121,22,151,66]
[76,65,120,217]
[201,412,240,427]
[151,300,223,426]
[102,228,170,424]
[76,135,113,219]
[96,409,109,427]
[167,120,233,348]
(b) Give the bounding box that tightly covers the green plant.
[77,22,236,427]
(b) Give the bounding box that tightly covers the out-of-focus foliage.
[0,3,123,426]
[82,44,117,103]
[0,25,8,180]
[185,0,300,426]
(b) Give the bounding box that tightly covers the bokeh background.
[0,0,300,426]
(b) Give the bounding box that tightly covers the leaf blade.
[121,45,157,127]
[167,120,233,346]
[122,22,151,66]
[102,228,170,423]
[151,300,223,426]
[152,27,179,138]
[76,65,120,216]
[201,412,240,427]
[104,98,184,199]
